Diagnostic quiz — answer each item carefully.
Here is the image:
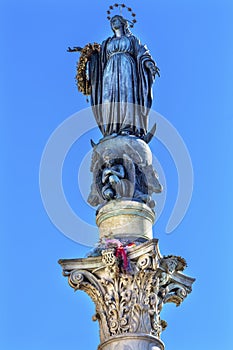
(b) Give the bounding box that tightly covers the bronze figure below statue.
[87,136,162,208]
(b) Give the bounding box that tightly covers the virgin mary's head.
[110,15,131,35]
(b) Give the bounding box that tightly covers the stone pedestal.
[98,334,164,350]
[96,200,155,241]
[59,240,195,350]
[58,121,194,350]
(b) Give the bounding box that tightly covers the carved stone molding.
[59,239,195,348]
[96,200,155,241]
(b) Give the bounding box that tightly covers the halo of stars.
[107,3,137,28]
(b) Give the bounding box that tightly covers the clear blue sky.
[1,0,233,349]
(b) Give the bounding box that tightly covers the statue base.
[98,333,164,350]
[96,200,155,241]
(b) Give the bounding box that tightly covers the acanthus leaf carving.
[59,240,195,343]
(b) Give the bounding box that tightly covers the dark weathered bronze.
[87,135,162,208]
[68,13,162,208]
[69,15,159,139]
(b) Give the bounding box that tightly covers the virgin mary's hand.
[145,61,160,78]
[67,46,83,52]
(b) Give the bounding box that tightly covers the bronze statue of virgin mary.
[70,14,159,139]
